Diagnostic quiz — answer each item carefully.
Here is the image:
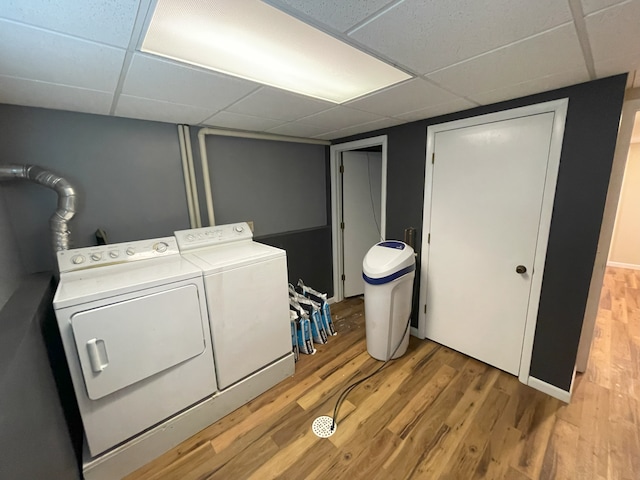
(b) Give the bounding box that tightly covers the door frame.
[576,88,640,372]
[330,135,387,302]
[419,99,568,392]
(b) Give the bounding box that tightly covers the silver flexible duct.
[0,164,77,251]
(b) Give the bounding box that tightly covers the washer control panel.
[175,222,253,251]
[57,236,179,273]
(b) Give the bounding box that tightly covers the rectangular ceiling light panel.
[142,0,411,103]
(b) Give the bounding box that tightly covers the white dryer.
[53,237,216,457]
[175,223,294,390]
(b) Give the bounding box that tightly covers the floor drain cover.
[312,416,336,438]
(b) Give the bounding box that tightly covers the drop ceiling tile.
[115,95,215,125]
[264,0,394,32]
[297,106,383,130]
[202,111,285,131]
[0,0,139,48]
[427,24,587,97]
[0,75,113,115]
[580,0,628,15]
[345,78,461,117]
[585,0,640,72]
[315,117,404,140]
[265,122,335,138]
[592,53,640,79]
[349,0,573,74]
[122,54,260,111]
[395,98,477,122]
[314,131,340,140]
[0,19,125,91]
[468,69,591,105]
[227,87,334,121]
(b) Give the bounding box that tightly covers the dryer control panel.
[175,222,253,251]
[57,236,179,273]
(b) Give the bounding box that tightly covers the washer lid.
[183,241,285,274]
[362,241,415,279]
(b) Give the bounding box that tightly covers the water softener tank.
[362,241,415,361]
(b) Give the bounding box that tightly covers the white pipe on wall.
[197,131,216,226]
[198,128,331,146]
[197,127,331,227]
[183,126,202,228]
[177,125,196,228]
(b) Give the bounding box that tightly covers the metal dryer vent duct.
[0,164,77,252]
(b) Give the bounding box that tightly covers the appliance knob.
[90,253,102,262]
[72,255,85,265]
[109,250,119,259]
[126,247,135,256]
[187,234,195,241]
[516,265,527,274]
[235,225,244,233]
[154,242,169,253]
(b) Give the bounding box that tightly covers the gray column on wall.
[0,104,191,273]
[335,74,627,392]
[0,190,25,310]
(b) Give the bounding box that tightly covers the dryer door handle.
[86,338,109,373]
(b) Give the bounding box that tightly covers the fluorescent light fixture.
[142,0,411,103]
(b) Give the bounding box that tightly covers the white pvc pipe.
[197,127,331,226]
[198,127,331,146]
[177,125,196,228]
[197,130,216,226]
[183,125,202,228]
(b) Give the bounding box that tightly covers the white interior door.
[424,112,555,375]
[342,151,382,297]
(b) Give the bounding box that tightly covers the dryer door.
[71,284,206,400]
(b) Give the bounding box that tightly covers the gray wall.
[0,103,333,479]
[0,105,330,279]
[259,226,333,295]
[0,104,191,273]
[0,191,25,310]
[0,274,80,479]
[189,133,327,237]
[337,74,627,392]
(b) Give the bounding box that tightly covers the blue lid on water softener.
[377,241,405,250]
[362,241,415,285]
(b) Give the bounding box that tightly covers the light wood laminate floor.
[127,267,640,479]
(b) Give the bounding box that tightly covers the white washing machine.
[175,222,294,390]
[53,237,217,457]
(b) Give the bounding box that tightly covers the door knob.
[516,265,527,274]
